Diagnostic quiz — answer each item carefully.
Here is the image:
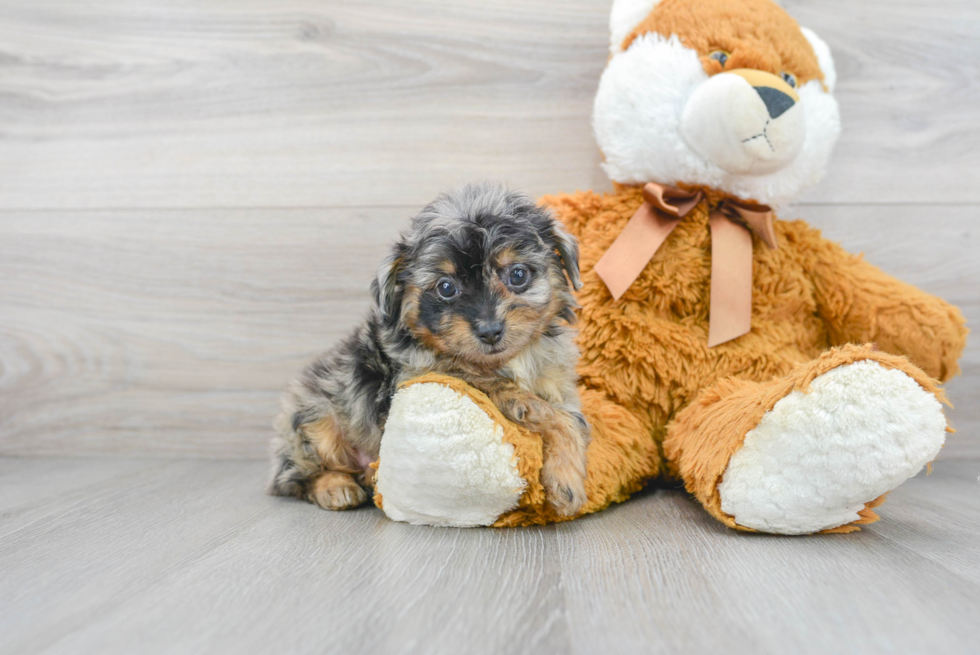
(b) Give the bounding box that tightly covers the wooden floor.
[1,457,978,655]
[2,1,979,653]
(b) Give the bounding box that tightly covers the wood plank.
[1,205,976,458]
[0,0,611,210]
[787,0,980,205]
[0,457,167,537]
[0,0,977,209]
[0,459,278,654]
[1,457,978,654]
[556,460,980,655]
[870,458,980,587]
[0,208,404,458]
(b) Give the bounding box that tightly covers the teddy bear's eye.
[709,50,730,67]
[780,71,798,88]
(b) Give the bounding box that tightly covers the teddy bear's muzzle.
[681,68,806,175]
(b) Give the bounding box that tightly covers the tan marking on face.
[438,260,456,275]
[443,312,478,352]
[404,283,478,355]
[416,326,447,353]
[623,0,823,87]
[400,285,422,329]
[402,284,448,351]
[500,294,558,349]
[494,247,519,269]
[495,266,572,349]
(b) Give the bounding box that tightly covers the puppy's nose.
[475,322,504,345]
[754,86,795,119]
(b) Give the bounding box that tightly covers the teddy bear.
[370,0,968,534]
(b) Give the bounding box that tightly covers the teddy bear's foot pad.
[376,382,526,527]
[717,360,946,535]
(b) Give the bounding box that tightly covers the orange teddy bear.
[372,0,967,534]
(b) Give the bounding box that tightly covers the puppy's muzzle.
[474,320,505,346]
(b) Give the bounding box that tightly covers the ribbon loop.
[593,183,702,302]
[642,183,702,217]
[593,183,777,347]
[715,198,779,251]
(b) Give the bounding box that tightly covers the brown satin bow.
[593,182,777,347]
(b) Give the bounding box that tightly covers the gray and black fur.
[268,183,589,515]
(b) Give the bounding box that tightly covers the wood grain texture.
[1,206,976,458]
[1,457,978,655]
[0,0,611,210]
[0,0,978,209]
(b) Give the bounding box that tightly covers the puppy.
[268,183,590,515]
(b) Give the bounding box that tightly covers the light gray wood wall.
[1,0,977,458]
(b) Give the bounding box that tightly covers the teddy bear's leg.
[375,374,661,527]
[664,344,949,535]
[374,375,528,527]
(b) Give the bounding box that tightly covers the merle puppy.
[268,183,589,516]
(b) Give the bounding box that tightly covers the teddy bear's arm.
[796,222,967,382]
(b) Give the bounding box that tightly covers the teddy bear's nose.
[755,86,795,119]
[725,68,800,109]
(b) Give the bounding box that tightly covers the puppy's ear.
[552,221,582,291]
[372,242,407,319]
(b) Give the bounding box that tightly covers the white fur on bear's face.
[681,72,806,175]
[801,27,837,93]
[593,33,841,207]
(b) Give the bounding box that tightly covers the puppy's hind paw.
[309,472,369,511]
[541,461,587,517]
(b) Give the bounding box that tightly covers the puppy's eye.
[436,278,458,299]
[780,71,797,88]
[507,265,530,288]
[709,50,730,67]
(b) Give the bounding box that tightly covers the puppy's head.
[374,183,580,367]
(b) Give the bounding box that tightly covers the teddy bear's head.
[595,0,840,207]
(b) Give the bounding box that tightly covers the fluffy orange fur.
[384,187,965,529]
[551,187,963,528]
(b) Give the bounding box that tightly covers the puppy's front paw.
[309,472,368,510]
[500,397,531,424]
[495,392,555,427]
[541,458,587,517]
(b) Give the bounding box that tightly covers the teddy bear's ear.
[608,1,792,57]
[608,0,662,55]
[801,27,837,93]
